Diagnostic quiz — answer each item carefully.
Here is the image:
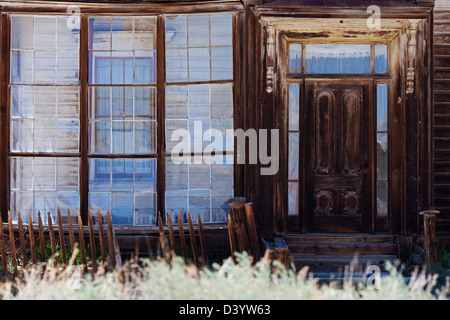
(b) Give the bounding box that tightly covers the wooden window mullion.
[80,14,89,225]
[156,15,166,223]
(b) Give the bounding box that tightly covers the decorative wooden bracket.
[406,20,418,94]
[265,20,276,94]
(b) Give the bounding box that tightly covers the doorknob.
[363,163,369,169]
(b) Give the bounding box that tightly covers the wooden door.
[305,80,372,233]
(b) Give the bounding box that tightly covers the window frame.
[0,5,243,228]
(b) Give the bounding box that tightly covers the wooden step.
[287,242,398,256]
[283,233,395,244]
[281,234,399,274]
[293,255,399,274]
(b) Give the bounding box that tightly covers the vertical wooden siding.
[433,8,450,235]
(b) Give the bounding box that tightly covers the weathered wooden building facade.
[0,0,448,265]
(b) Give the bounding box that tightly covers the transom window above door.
[288,43,388,75]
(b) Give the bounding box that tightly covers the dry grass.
[0,253,448,300]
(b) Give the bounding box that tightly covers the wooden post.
[420,210,439,265]
[177,211,188,262]
[227,198,251,254]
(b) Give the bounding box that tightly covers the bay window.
[7,11,236,226]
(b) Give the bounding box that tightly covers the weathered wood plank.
[244,203,261,261]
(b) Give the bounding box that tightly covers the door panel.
[306,80,371,233]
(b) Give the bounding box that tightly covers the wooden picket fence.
[158,211,209,268]
[0,209,121,276]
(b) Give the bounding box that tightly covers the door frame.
[276,36,396,235]
[246,6,433,237]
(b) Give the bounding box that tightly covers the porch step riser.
[293,257,399,274]
[281,234,399,274]
[287,243,399,256]
[283,234,395,244]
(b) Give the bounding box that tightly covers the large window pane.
[165,13,233,82]
[375,44,388,74]
[89,158,157,226]
[10,157,80,223]
[376,84,389,217]
[166,83,233,154]
[11,86,80,153]
[89,86,156,154]
[305,44,371,74]
[11,15,79,85]
[289,44,302,74]
[165,155,232,224]
[89,16,156,85]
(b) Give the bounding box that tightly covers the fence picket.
[158,214,169,263]
[57,209,67,266]
[37,212,46,263]
[47,212,57,265]
[8,212,17,272]
[77,211,87,273]
[88,210,97,273]
[188,212,199,268]
[0,215,7,274]
[97,210,106,267]
[17,212,28,268]
[177,211,188,262]
[28,212,37,265]
[67,210,76,260]
[167,213,176,255]
[227,214,236,263]
[106,211,116,268]
[198,213,208,266]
